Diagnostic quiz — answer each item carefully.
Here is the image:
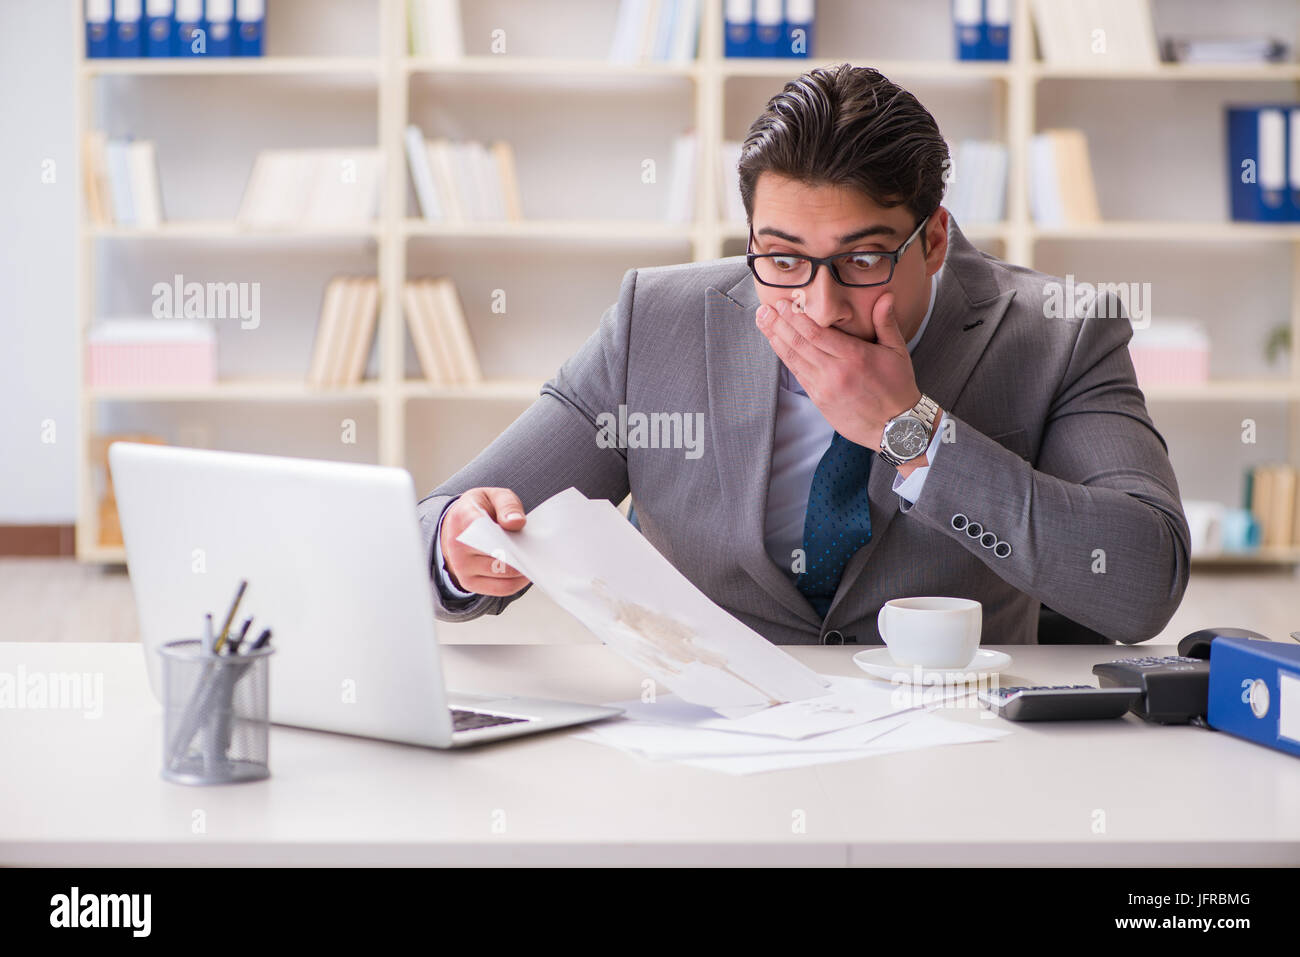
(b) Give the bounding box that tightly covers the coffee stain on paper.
[590,578,782,707]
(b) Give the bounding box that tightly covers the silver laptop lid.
[110,443,457,747]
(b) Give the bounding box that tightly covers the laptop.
[109,442,622,747]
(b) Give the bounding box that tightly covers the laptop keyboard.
[451,708,531,732]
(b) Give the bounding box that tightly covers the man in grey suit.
[417,64,1190,647]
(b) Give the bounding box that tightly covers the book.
[307,276,350,388]
[1032,0,1159,69]
[612,0,701,62]
[403,280,451,384]
[405,125,442,219]
[127,140,163,227]
[238,150,383,228]
[82,132,110,225]
[1028,129,1100,226]
[337,277,381,386]
[431,277,482,384]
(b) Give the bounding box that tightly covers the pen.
[227,617,253,655]
[203,613,214,656]
[245,628,272,653]
[213,579,248,655]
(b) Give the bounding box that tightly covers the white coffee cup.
[877,597,983,669]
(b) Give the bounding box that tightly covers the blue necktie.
[795,432,873,618]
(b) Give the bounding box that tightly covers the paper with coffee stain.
[456,487,830,717]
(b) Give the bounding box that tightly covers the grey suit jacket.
[416,220,1191,645]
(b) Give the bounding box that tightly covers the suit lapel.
[704,276,824,627]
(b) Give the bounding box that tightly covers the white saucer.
[852,647,1013,683]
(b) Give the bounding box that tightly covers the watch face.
[885,415,928,458]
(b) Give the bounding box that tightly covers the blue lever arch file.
[1208,636,1300,758]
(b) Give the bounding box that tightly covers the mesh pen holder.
[159,639,273,785]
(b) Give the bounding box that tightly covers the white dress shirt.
[436,266,947,598]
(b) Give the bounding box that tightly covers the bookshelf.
[73,0,1300,566]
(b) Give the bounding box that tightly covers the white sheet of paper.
[606,674,969,739]
[577,711,1011,775]
[457,487,831,717]
[575,712,913,759]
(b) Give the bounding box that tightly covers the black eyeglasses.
[746,214,931,288]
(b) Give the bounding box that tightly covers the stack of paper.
[457,487,1011,773]
[575,676,1010,775]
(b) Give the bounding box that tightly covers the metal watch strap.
[879,393,940,467]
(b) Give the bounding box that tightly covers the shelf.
[86,221,382,240]
[1141,381,1300,401]
[401,379,544,401]
[719,57,1014,80]
[78,544,126,564]
[1190,547,1300,566]
[716,221,1014,243]
[81,56,383,76]
[404,56,699,78]
[402,219,698,242]
[1030,222,1300,242]
[88,380,386,402]
[1032,62,1300,82]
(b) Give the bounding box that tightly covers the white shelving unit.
[73,0,1300,563]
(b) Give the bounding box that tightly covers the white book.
[449,141,482,221]
[1030,0,1071,65]
[426,138,465,222]
[670,0,700,62]
[470,141,505,221]
[1028,133,1063,226]
[639,0,662,62]
[651,0,677,61]
[238,151,307,228]
[127,140,163,228]
[104,140,136,227]
[664,132,696,223]
[985,142,1009,223]
[424,0,464,61]
[717,139,744,223]
[609,0,648,62]
[405,125,442,219]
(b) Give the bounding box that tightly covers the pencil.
[213,579,247,655]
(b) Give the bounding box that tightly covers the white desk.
[2,642,1298,866]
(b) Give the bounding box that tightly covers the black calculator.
[977,684,1144,721]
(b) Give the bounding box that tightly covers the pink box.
[87,320,217,388]
[1129,346,1210,387]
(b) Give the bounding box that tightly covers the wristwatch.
[878,393,940,468]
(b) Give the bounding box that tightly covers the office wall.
[1,0,76,522]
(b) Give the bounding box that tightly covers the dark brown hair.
[738,63,949,248]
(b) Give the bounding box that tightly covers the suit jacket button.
[979,531,997,548]
[823,630,844,645]
[994,540,1012,558]
[965,521,983,538]
[951,513,968,531]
